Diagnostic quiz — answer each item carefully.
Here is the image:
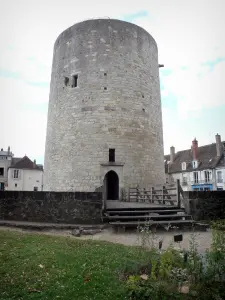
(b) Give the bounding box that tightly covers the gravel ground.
[0,226,212,253]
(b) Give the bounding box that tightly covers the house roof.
[0,150,13,156]
[164,142,225,174]
[9,156,43,171]
[11,157,22,165]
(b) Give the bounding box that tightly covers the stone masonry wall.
[0,191,102,224]
[44,19,165,192]
[183,191,225,221]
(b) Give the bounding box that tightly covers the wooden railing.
[128,180,182,207]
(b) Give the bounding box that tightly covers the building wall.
[183,191,225,221]
[0,191,102,224]
[0,156,12,189]
[7,169,43,191]
[44,19,165,192]
[215,167,225,190]
[169,169,217,191]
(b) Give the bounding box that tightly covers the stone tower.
[44,19,165,197]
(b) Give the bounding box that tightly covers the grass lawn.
[0,230,149,300]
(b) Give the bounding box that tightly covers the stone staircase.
[103,206,195,230]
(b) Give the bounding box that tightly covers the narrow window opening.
[104,87,107,90]
[71,75,78,88]
[109,149,115,162]
[13,169,19,179]
[193,171,198,184]
[64,76,69,86]
[204,171,210,183]
[0,168,4,176]
[15,183,17,187]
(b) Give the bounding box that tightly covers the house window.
[71,75,78,88]
[192,161,197,169]
[109,149,115,162]
[193,172,198,184]
[181,162,186,171]
[34,187,38,191]
[0,168,4,176]
[13,169,19,179]
[204,171,210,183]
[217,171,223,183]
[15,183,17,187]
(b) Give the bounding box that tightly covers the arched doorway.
[104,170,119,200]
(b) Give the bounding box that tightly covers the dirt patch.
[0,226,212,253]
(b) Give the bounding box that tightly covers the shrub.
[124,221,225,299]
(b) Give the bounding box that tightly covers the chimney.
[192,138,198,160]
[215,133,222,156]
[7,146,10,154]
[170,146,175,163]
[34,159,36,165]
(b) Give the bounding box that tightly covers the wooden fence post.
[176,179,181,208]
[162,186,165,205]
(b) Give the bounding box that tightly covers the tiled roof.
[9,156,43,171]
[0,150,13,156]
[11,157,22,165]
[164,142,225,174]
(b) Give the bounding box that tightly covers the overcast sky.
[0,0,225,163]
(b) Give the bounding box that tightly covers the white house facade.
[165,134,225,191]
[0,147,14,190]
[7,156,43,191]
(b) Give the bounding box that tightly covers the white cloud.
[0,0,225,161]
[161,60,225,119]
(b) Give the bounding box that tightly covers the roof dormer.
[181,162,186,171]
[192,160,198,169]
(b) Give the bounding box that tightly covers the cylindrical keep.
[44,19,165,192]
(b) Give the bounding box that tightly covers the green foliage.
[126,223,225,300]
[0,230,153,300]
[127,278,188,300]
[204,221,225,282]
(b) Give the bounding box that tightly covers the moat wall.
[0,191,103,224]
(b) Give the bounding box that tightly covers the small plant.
[137,221,161,250]
[204,220,225,282]
[124,220,225,300]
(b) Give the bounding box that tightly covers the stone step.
[106,209,185,216]
[108,214,192,220]
[109,219,195,227]
[106,206,182,212]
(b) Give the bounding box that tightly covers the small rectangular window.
[217,171,223,183]
[13,169,19,179]
[71,75,78,88]
[193,171,198,184]
[34,187,38,191]
[15,183,17,187]
[109,149,115,162]
[204,171,210,183]
[0,168,4,176]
